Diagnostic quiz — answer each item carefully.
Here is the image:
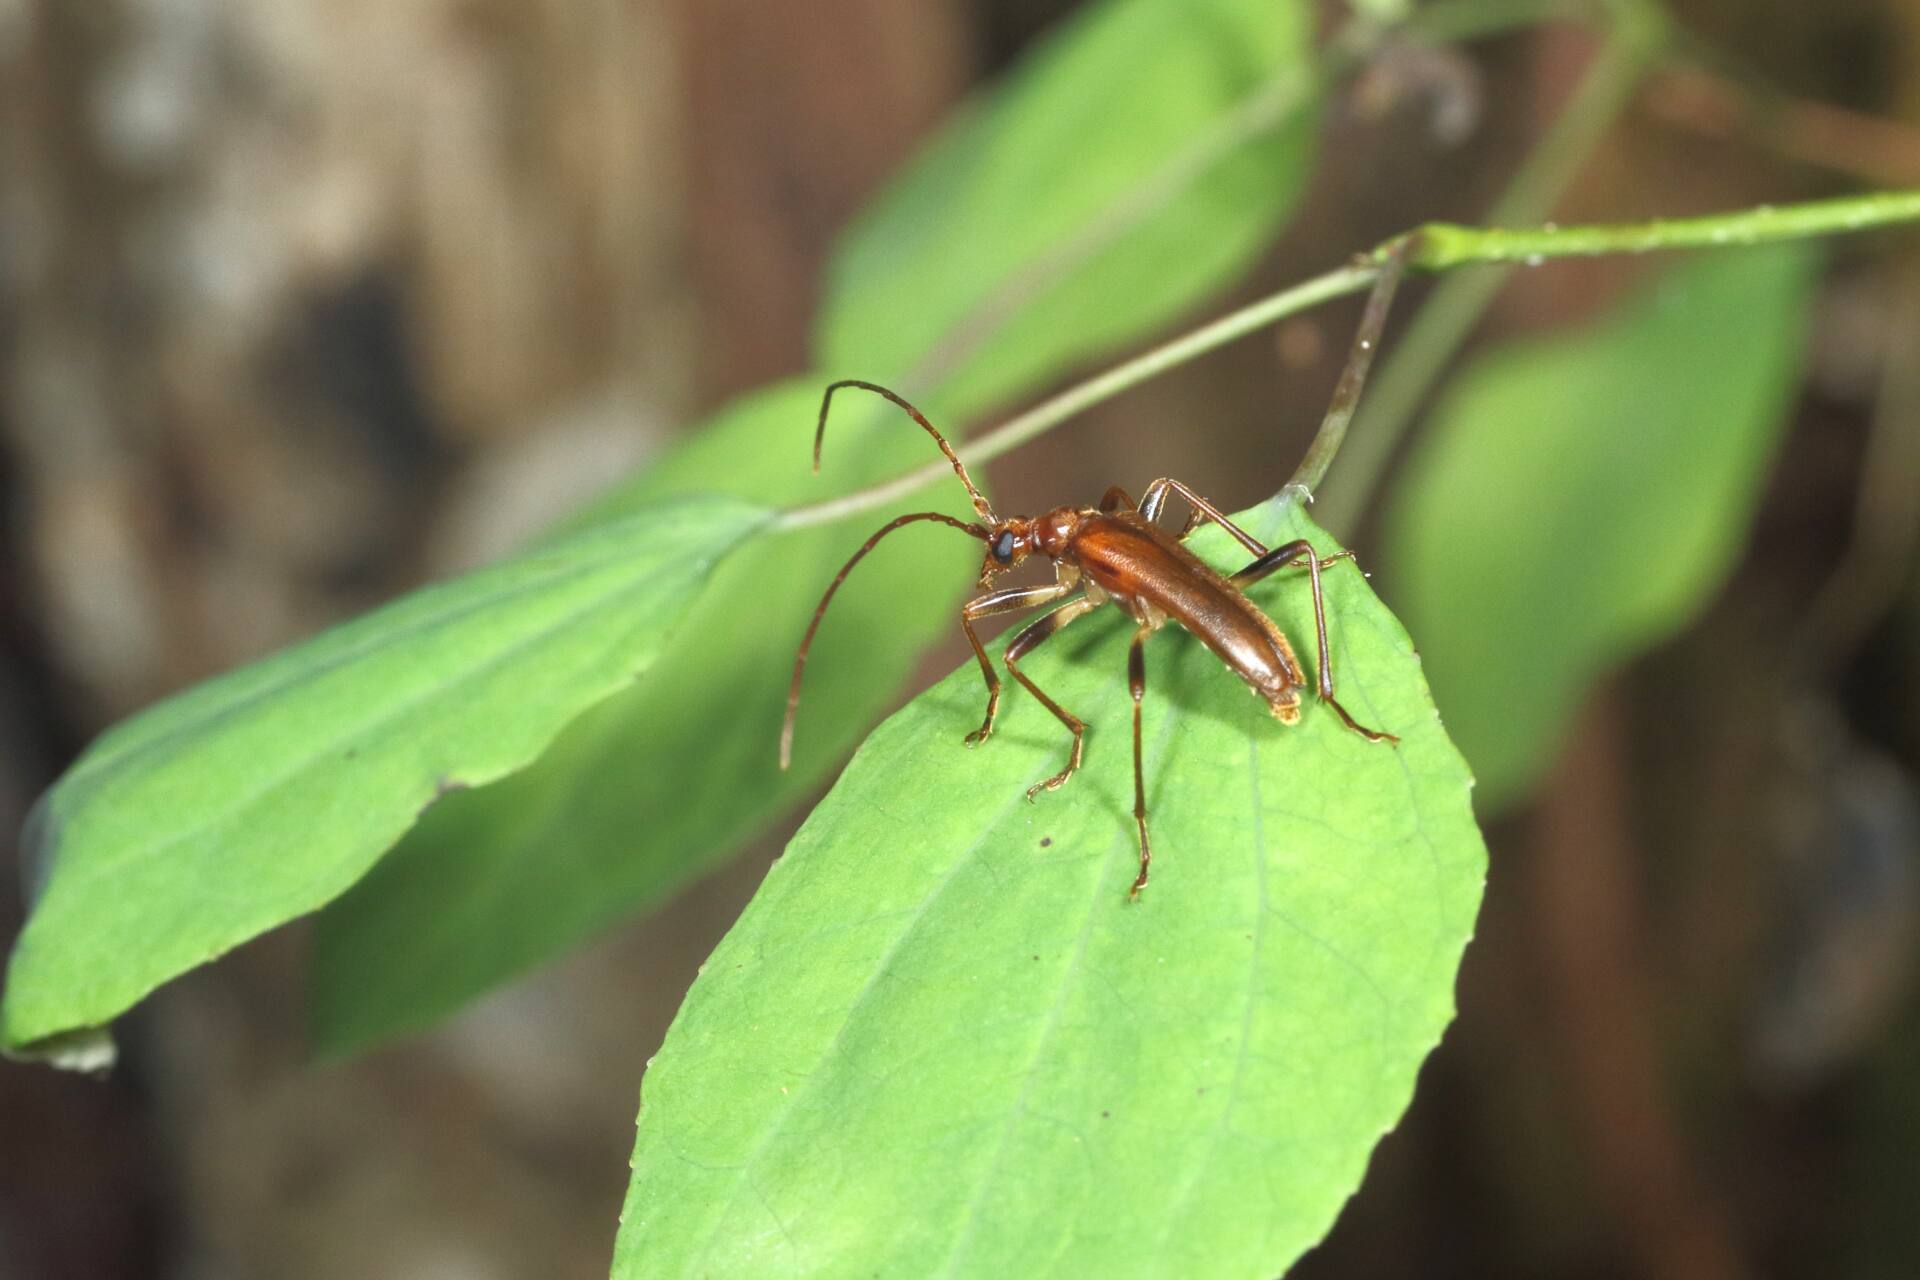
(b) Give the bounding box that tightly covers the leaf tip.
[1,1024,117,1075]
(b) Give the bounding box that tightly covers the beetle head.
[979,517,1037,584]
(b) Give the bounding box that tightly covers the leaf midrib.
[61,504,755,792]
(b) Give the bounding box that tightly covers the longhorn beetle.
[780,253,1409,897]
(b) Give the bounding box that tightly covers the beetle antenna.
[816,380,996,523]
[781,510,990,770]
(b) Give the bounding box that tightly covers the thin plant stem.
[776,186,1920,533]
[903,66,1320,395]
[1283,237,1414,502]
[784,0,1617,536]
[1404,188,1920,265]
[778,264,1378,530]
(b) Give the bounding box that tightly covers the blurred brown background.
[3,0,1919,1276]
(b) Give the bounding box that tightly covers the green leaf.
[1,495,770,1058]
[822,0,1318,419]
[614,501,1485,1278]
[309,381,979,1054]
[1382,245,1817,811]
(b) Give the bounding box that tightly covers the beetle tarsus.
[1023,760,1076,803]
[1129,817,1152,899]
[1324,694,1399,744]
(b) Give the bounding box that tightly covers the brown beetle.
[778,380,1397,898]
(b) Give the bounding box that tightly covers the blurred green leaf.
[1383,245,1817,811]
[614,501,1484,1278]
[823,0,1318,418]
[310,380,978,1054]
[1,495,768,1058]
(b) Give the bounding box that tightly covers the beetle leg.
[1001,596,1100,799]
[961,583,1074,745]
[1139,478,1269,558]
[1127,626,1154,898]
[1232,539,1398,744]
[1097,485,1136,514]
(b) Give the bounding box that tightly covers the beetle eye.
[992,530,1015,563]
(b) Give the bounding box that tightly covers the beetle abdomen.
[1071,514,1305,712]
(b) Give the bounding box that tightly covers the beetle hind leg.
[1127,626,1153,899]
[1322,693,1395,742]
[1232,539,1398,745]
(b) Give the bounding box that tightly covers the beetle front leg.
[1001,597,1099,798]
[959,583,1074,745]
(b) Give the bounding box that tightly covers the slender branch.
[903,65,1319,394]
[779,184,1920,532]
[779,0,1624,537]
[776,264,1379,530]
[1283,237,1414,501]
[1403,188,1920,266]
[780,184,1920,531]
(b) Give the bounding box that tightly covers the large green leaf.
[1382,245,1816,811]
[823,0,1318,418]
[1,495,769,1060]
[310,0,1326,1053]
[309,381,979,1054]
[614,500,1484,1278]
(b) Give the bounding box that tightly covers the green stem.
[778,0,1618,536]
[776,187,1920,532]
[1403,188,1920,265]
[778,264,1377,530]
[1284,238,1413,500]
